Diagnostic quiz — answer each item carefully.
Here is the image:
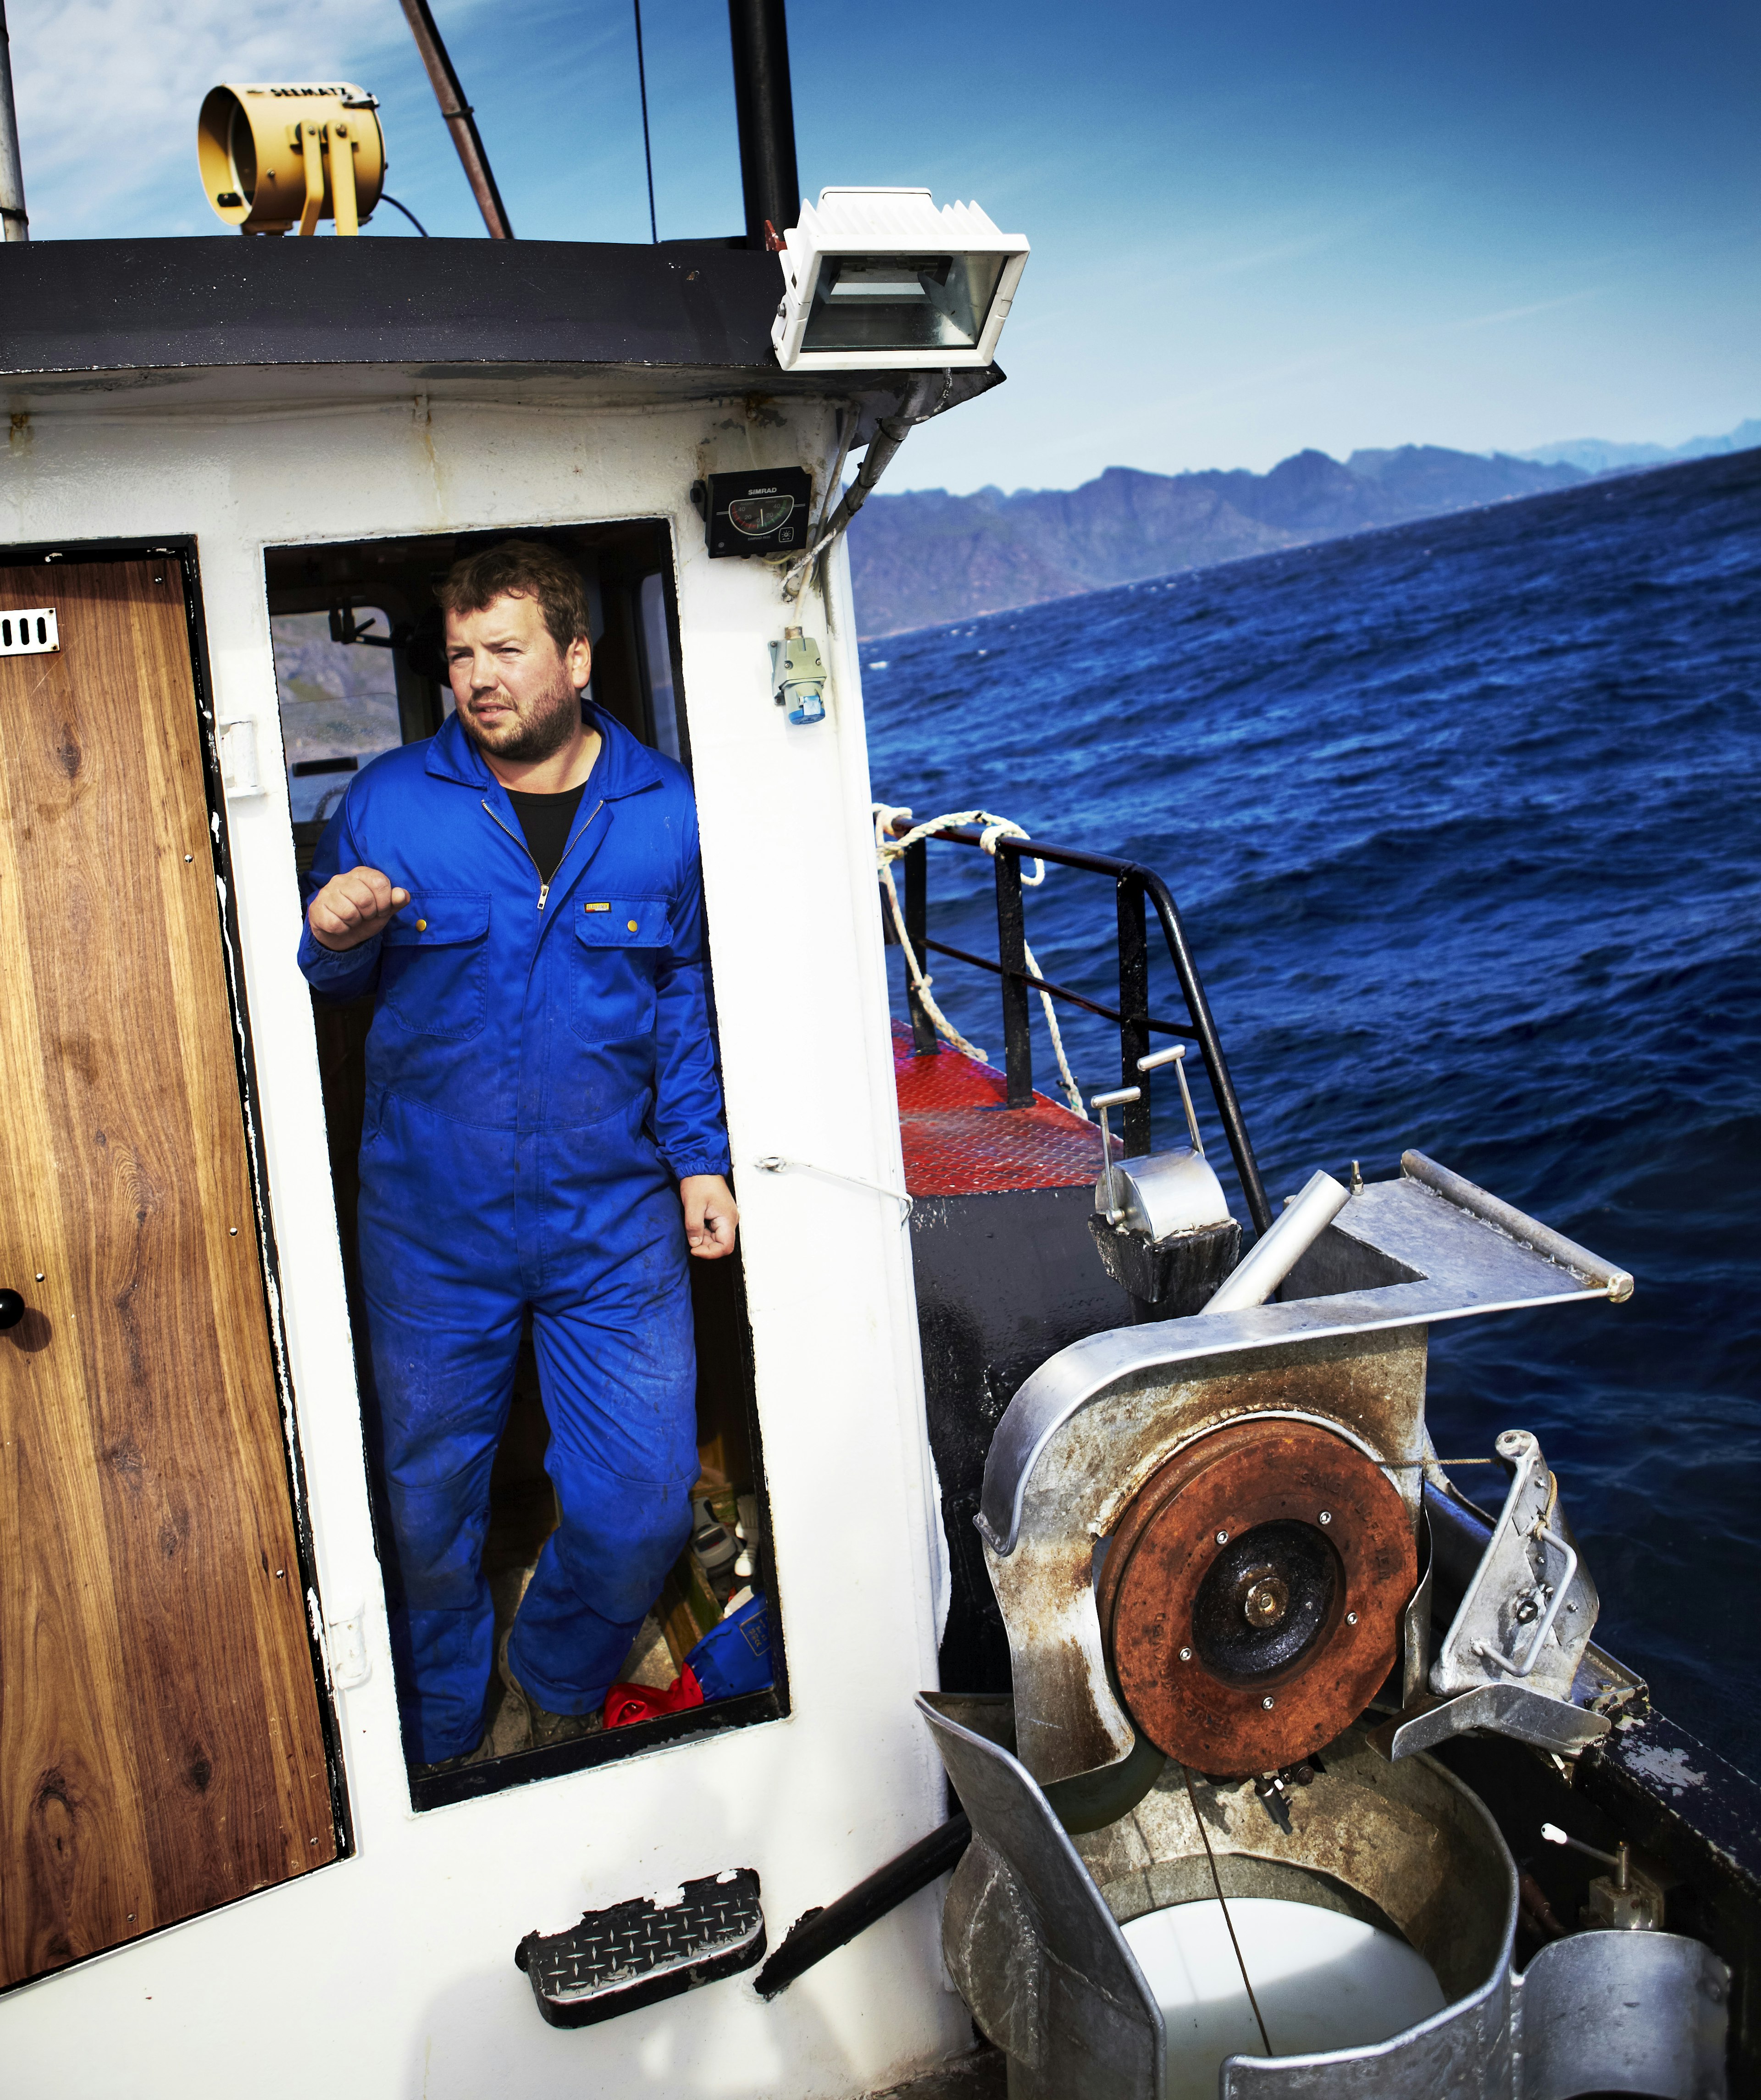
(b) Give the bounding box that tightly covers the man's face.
[444,592,593,764]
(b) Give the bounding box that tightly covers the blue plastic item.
[687,1594,773,1701]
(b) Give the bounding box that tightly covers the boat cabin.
[0,225,1017,2092]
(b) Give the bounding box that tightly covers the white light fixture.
[771,188,1029,372]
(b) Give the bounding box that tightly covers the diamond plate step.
[514,1868,765,2028]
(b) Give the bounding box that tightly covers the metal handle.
[1090,1087,1141,1223]
[0,1288,25,1330]
[1137,1042,1205,1156]
[1542,1824,1630,1888]
[1474,1519,1579,1681]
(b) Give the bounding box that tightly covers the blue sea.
[863,448,1761,1779]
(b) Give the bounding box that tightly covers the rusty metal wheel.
[1097,1418,1415,1776]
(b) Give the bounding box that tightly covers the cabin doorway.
[265,523,782,1807]
[0,552,340,1994]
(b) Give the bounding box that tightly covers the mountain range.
[1516,419,1761,475]
[847,419,1757,637]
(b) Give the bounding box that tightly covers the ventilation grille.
[0,608,59,657]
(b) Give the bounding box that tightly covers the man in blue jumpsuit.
[298,539,737,1771]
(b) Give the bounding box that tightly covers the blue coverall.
[298,707,731,1763]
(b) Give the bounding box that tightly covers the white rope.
[1022,932,1088,1120]
[873,804,1089,1119]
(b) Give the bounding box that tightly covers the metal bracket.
[1400,1510,1434,1708]
[1432,1430,1599,1702]
[1370,1681,1611,1762]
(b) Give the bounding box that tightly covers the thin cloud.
[1045,280,1620,460]
[1430,287,1613,335]
[8,0,487,236]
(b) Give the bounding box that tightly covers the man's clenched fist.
[681,1174,739,1260]
[307,865,410,952]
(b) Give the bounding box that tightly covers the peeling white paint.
[1623,1742,1707,1795]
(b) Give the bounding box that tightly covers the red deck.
[892,1021,1110,1197]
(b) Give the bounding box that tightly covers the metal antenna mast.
[0,0,29,243]
[727,0,798,247]
[633,0,657,242]
[396,0,514,238]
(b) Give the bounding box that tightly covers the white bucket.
[1121,1896,1447,2097]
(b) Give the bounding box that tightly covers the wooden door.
[0,559,338,1991]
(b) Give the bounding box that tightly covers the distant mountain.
[848,444,1585,637]
[1517,418,1761,476]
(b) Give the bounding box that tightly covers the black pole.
[0,0,29,244]
[755,1814,970,1998]
[727,0,800,246]
[632,0,658,242]
[905,840,937,1056]
[995,852,1034,1109]
[1116,877,1151,1157]
[397,0,515,238]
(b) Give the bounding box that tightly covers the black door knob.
[0,1289,26,1330]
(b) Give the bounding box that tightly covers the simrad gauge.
[695,468,815,559]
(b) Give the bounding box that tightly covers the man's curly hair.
[437,539,591,656]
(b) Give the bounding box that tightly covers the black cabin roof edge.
[0,238,1003,413]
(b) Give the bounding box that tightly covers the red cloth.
[604,1665,703,1729]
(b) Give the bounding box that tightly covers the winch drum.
[1098,1419,1416,1777]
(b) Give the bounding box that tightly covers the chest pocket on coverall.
[573,898,668,1044]
[381,892,492,1039]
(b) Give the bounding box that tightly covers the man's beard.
[457,678,582,764]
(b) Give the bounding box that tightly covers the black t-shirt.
[506,782,588,884]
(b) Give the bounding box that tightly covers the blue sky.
[9,0,1757,489]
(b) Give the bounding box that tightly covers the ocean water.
[862,447,1761,1779]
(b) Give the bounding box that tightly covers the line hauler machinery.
[922,1150,1731,2094]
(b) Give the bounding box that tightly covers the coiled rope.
[873,804,1088,1120]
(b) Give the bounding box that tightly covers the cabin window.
[273,605,403,835]
[266,523,782,1809]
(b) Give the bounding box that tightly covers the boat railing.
[877,813,1273,1236]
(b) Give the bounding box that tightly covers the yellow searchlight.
[198,83,386,235]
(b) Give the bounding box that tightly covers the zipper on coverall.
[482,797,604,910]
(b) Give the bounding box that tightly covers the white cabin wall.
[0,380,969,2099]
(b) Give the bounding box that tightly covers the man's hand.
[681,1174,739,1260]
[307,865,410,952]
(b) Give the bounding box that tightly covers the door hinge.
[219,715,267,797]
[321,1600,371,1689]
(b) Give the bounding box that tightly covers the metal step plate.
[515,1868,765,2029]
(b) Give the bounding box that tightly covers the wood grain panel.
[0,561,336,1990]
